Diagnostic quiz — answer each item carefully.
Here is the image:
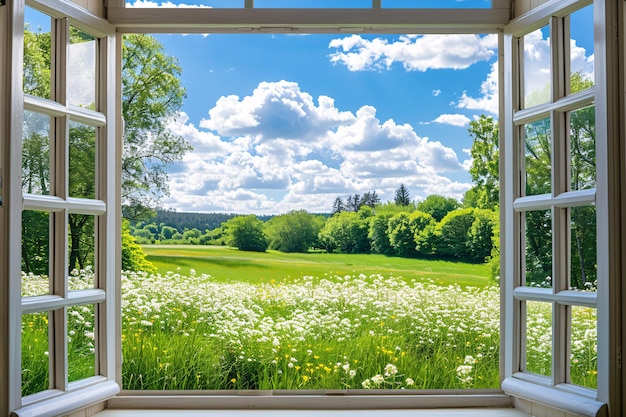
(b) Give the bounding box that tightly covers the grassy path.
[142,244,491,287]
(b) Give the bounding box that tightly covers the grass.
[143,245,492,288]
[20,247,598,395]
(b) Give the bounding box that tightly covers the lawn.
[143,244,492,288]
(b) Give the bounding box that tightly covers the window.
[6,1,120,415]
[501,0,611,413]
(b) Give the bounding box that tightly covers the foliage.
[368,213,394,255]
[223,215,268,252]
[121,34,192,220]
[466,115,499,210]
[416,195,460,222]
[265,210,323,253]
[394,184,411,206]
[122,221,157,273]
[318,210,371,254]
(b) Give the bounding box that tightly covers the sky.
[26,2,595,215]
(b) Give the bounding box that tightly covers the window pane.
[68,27,97,109]
[385,0,491,8]
[69,121,97,199]
[570,105,595,191]
[256,0,371,7]
[23,7,52,100]
[570,206,596,291]
[22,111,51,195]
[523,118,552,196]
[525,301,552,376]
[525,210,552,287]
[22,312,50,396]
[22,210,50,296]
[523,26,551,108]
[68,214,95,287]
[569,5,594,94]
[570,305,597,389]
[125,0,242,7]
[68,304,96,382]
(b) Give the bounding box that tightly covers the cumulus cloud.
[328,34,497,72]
[427,114,471,127]
[457,29,594,114]
[164,81,471,214]
[432,89,442,96]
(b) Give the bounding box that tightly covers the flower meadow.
[21,267,598,395]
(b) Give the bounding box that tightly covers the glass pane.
[22,312,50,396]
[69,121,97,199]
[525,210,552,287]
[569,5,594,94]
[256,0,370,7]
[23,7,52,99]
[570,206,596,291]
[385,0,491,7]
[524,118,552,196]
[69,27,97,109]
[125,0,242,7]
[525,301,552,376]
[68,304,96,382]
[570,305,597,389]
[22,210,50,296]
[523,26,551,108]
[570,106,595,191]
[68,214,95,287]
[22,111,51,195]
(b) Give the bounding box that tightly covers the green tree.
[224,215,268,252]
[265,210,322,253]
[394,184,411,206]
[122,34,192,220]
[417,194,460,222]
[466,115,499,210]
[121,220,156,273]
[368,213,394,255]
[318,211,370,254]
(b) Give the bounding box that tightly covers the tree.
[361,191,381,209]
[265,210,322,253]
[121,220,156,273]
[417,195,460,222]
[466,115,499,210]
[368,213,394,255]
[122,34,192,220]
[332,197,345,215]
[224,215,268,252]
[318,211,370,254]
[394,184,411,206]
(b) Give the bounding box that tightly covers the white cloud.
[328,34,497,72]
[457,29,595,114]
[127,0,210,7]
[432,89,442,96]
[164,81,471,214]
[428,114,471,127]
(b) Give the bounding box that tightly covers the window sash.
[7,0,120,414]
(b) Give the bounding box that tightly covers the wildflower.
[384,363,398,377]
[371,374,384,385]
[405,378,415,386]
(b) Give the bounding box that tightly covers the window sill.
[95,409,530,417]
[502,377,607,417]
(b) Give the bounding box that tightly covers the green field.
[143,244,492,288]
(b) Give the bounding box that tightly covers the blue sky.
[26,2,595,215]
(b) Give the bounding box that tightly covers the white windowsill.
[95,409,530,417]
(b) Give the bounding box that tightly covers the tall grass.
[20,249,597,395]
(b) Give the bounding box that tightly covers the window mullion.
[51,16,70,392]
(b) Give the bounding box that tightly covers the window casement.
[501,0,618,415]
[3,1,120,416]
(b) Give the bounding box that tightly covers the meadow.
[21,245,598,395]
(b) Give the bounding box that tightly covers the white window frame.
[501,0,619,415]
[2,0,120,416]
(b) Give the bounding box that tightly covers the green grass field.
[143,245,492,288]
